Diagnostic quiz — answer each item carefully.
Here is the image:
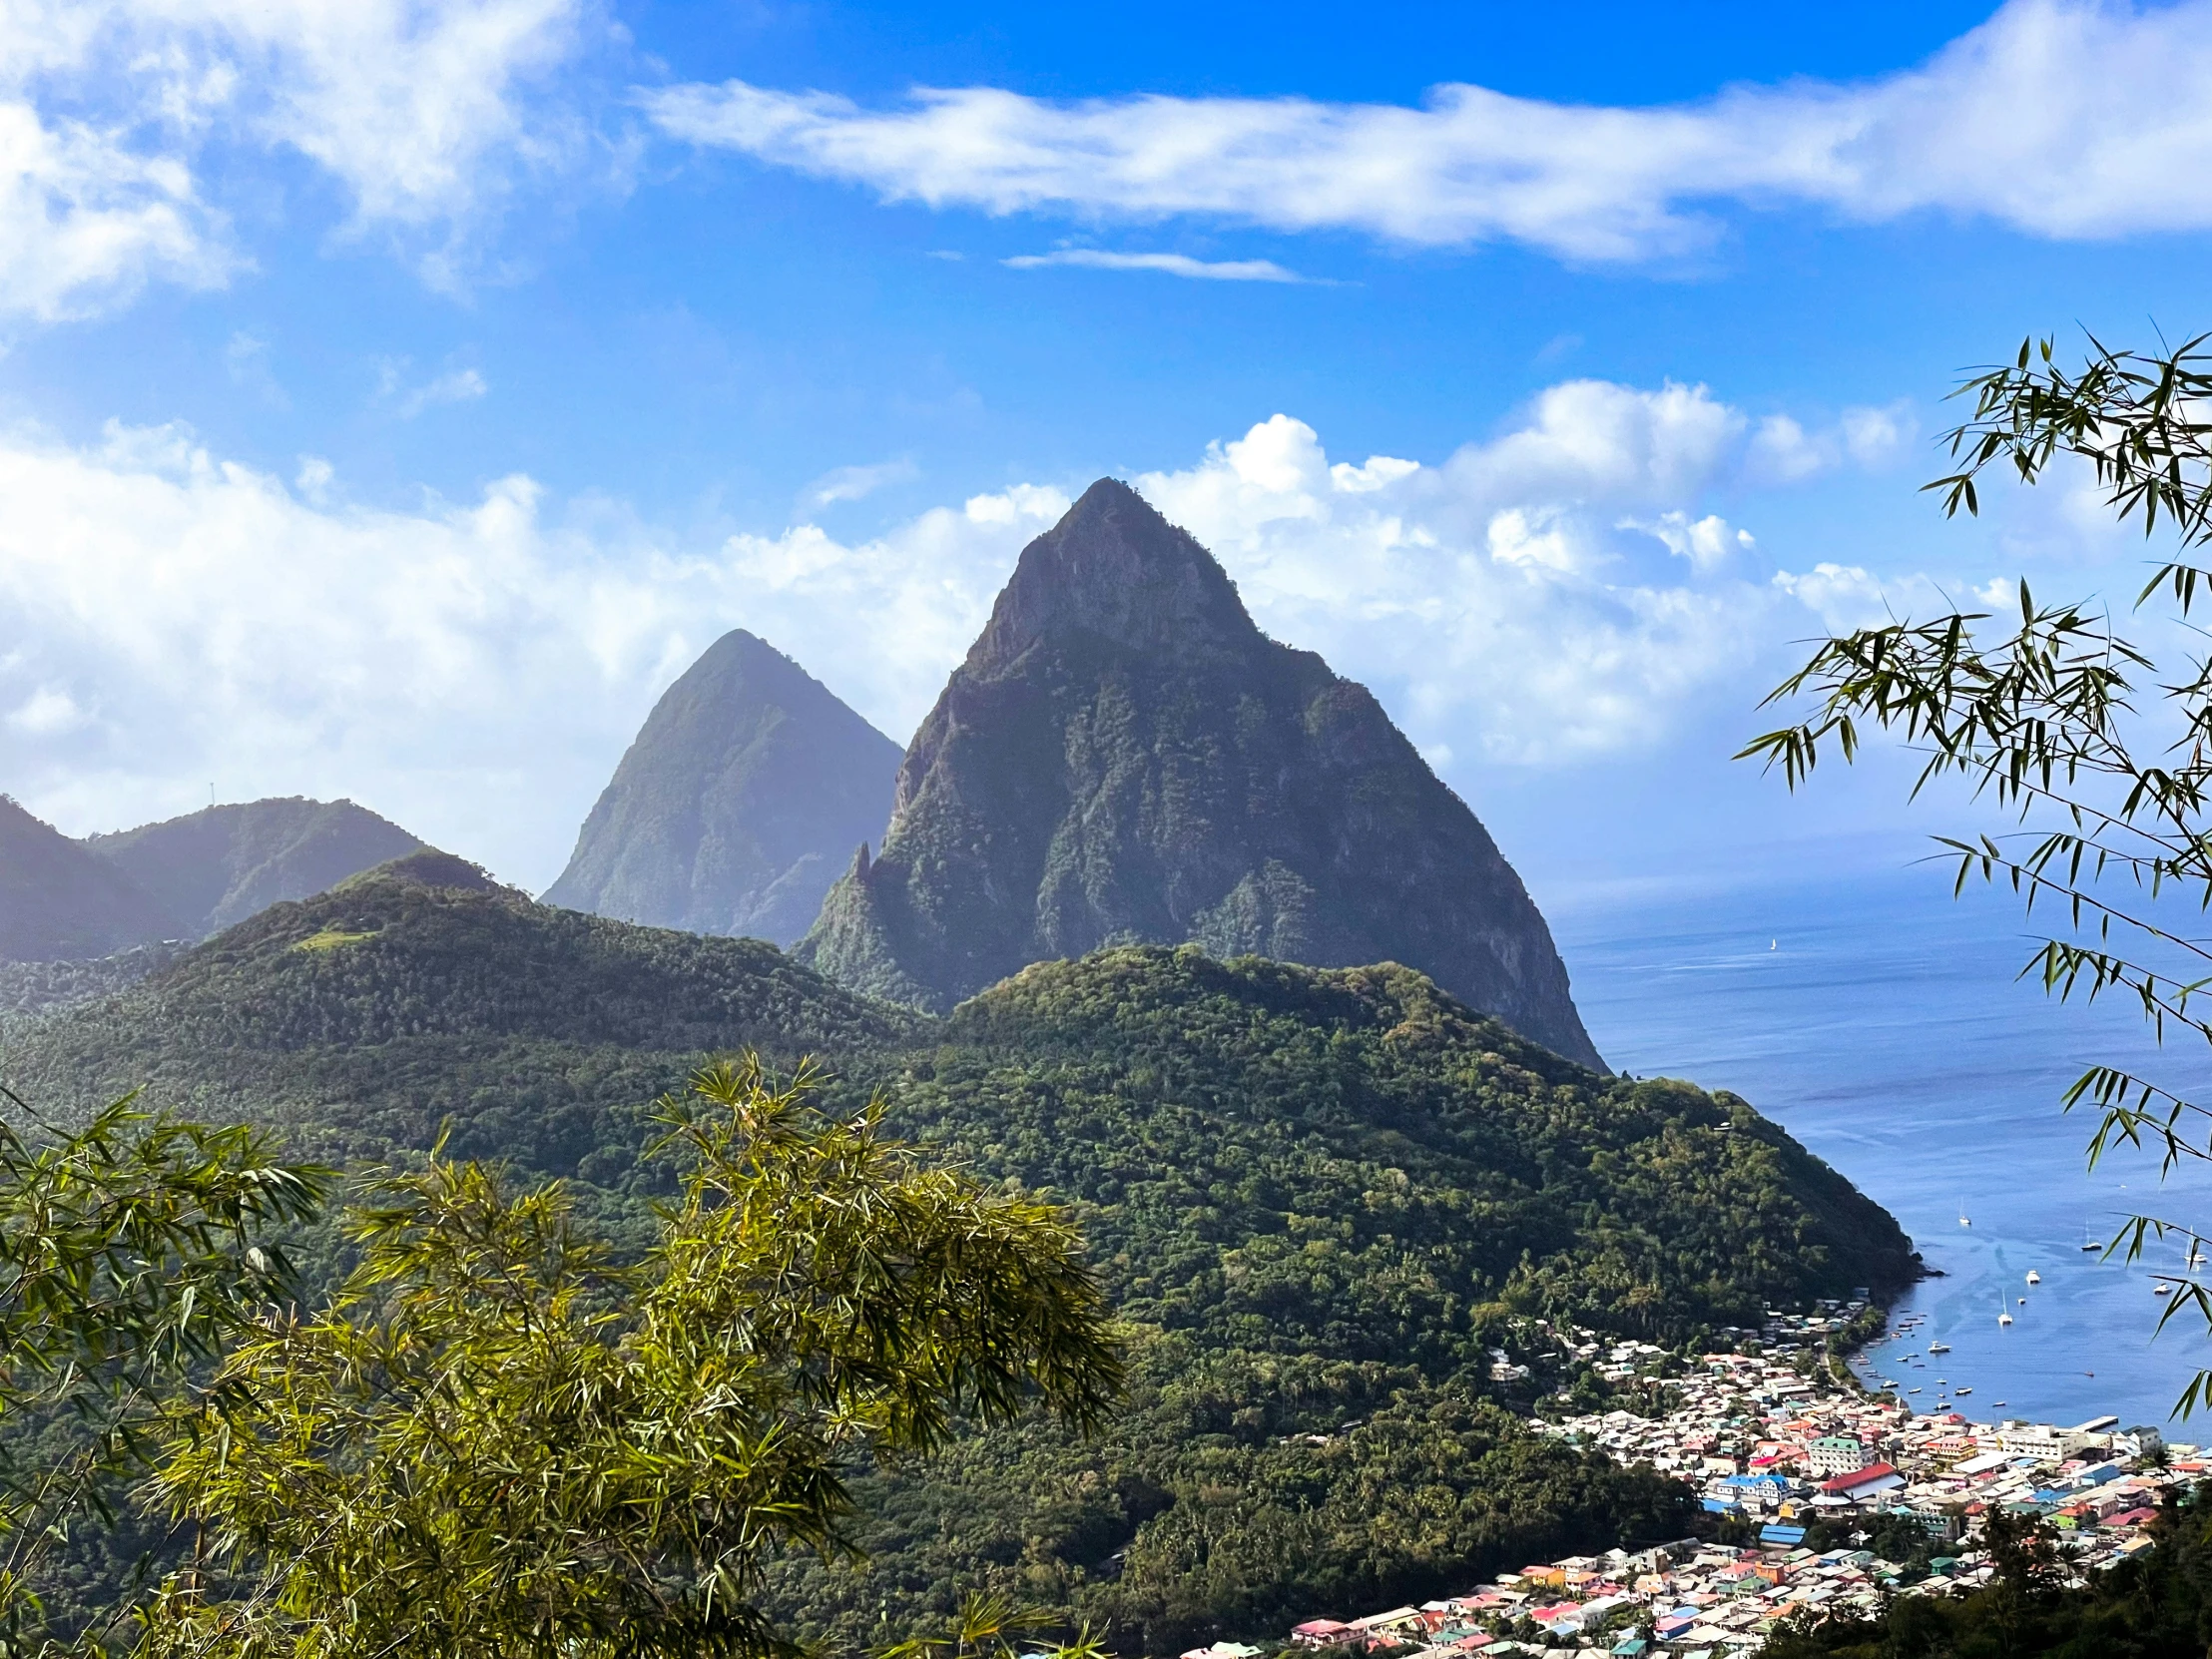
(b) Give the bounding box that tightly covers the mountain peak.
[543,629,902,946]
[969,478,1257,668]
[799,493,1605,1068]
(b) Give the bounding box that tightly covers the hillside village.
[1239,1310,2188,1659]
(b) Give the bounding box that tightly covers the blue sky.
[5,0,2209,906]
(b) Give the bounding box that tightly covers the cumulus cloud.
[0,422,1057,882]
[0,0,588,319]
[643,0,2212,262]
[0,384,1967,886]
[1002,250,1306,281]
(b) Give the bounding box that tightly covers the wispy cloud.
[643,0,2212,264]
[1003,250,1305,281]
[806,457,920,505]
[0,0,593,321]
[380,364,490,418]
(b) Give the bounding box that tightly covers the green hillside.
[85,796,425,937]
[0,860,1917,1655]
[900,948,1912,1344]
[756,948,1913,1654]
[6,851,924,1173]
[0,796,176,962]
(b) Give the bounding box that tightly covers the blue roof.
[1761,1524,1808,1545]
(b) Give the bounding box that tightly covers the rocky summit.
[797,478,1604,1067]
[544,630,903,947]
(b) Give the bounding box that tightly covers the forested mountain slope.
[2,859,1917,1654]
[907,947,1914,1343]
[799,479,1604,1068]
[85,796,423,937]
[7,850,923,1172]
[0,796,176,962]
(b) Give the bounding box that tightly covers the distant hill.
[85,797,423,939]
[7,854,925,1171]
[543,630,903,947]
[3,863,1916,1653]
[798,479,1604,1068]
[0,796,176,962]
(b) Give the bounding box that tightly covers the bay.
[1553,866,2212,1433]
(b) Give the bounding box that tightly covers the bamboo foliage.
[0,1089,329,1655]
[1741,329,2212,1411]
[141,1057,1124,1659]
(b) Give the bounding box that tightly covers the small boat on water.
[2156,1283,2174,1296]
[2025,1271,2041,1285]
[1999,1310,2013,1325]
[1957,1385,1973,1395]
[1930,1342,1950,1354]
[2018,1297,2027,1305]
[1909,1386,1922,1392]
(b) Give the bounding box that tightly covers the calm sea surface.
[1553,869,2212,1433]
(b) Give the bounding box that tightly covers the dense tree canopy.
[0,1095,327,1653]
[139,1061,1121,1659]
[2,872,1919,1653]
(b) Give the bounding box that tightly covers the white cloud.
[806,456,920,506]
[1628,510,1754,572]
[0,97,229,320]
[1841,401,1913,468]
[391,366,489,417]
[642,0,2212,262]
[1002,250,1305,281]
[0,384,1984,885]
[7,686,87,736]
[0,422,1058,882]
[1746,401,1919,484]
[0,0,590,319]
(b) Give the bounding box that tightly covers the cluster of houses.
[1227,1314,2194,1658]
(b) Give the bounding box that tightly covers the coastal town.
[1235,1307,2191,1659]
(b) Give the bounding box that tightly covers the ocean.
[1553,865,2212,1434]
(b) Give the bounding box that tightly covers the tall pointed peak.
[970,477,1260,668]
[542,629,901,947]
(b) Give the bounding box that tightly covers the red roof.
[1819,1461,1902,1494]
